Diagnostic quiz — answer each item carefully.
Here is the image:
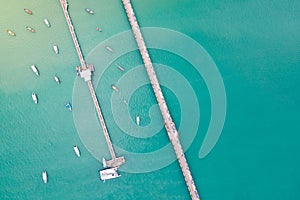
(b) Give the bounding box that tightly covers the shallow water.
[0,0,300,199]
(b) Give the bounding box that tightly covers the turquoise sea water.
[1,0,300,199]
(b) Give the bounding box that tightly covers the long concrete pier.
[59,0,125,168]
[121,0,200,199]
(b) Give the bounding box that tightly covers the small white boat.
[105,45,113,53]
[116,64,125,72]
[32,92,38,104]
[85,8,94,14]
[73,145,81,157]
[96,27,102,32]
[136,115,140,126]
[31,65,39,76]
[26,26,35,33]
[42,171,48,183]
[6,29,16,36]
[44,18,50,27]
[54,75,60,84]
[111,84,119,92]
[53,44,59,54]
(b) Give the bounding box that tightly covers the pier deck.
[59,0,125,168]
[121,0,200,199]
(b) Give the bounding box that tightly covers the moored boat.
[31,65,39,76]
[65,102,72,111]
[54,75,60,84]
[42,171,47,183]
[105,45,113,53]
[136,115,140,126]
[116,64,125,72]
[24,8,33,15]
[32,93,38,104]
[6,30,15,36]
[53,44,59,54]
[85,8,94,14]
[99,167,121,181]
[111,84,119,92]
[96,27,102,32]
[73,146,81,157]
[44,18,51,27]
[26,26,35,33]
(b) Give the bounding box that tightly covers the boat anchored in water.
[73,146,81,157]
[44,19,51,27]
[32,93,38,104]
[96,27,102,32]
[54,75,60,84]
[99,167,121,182]
[85,8,94,14]
[26,26,35,33]
[24,8,33,15]
[136,115,140,126]
[6,30,15,36]
[31,65,39,76]
[111,84,119,92]
[65,102,72,111]
[42,171,48,183]
[105,45,113,53]
[116,64,125,72]
[53,44,59,54]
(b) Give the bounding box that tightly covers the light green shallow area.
[0,0,300,199]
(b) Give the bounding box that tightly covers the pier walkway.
[59,0,125,168]
[121,0,200,199]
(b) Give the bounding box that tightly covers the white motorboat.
[32,93,38,104]
[99,167,121,181]
[54,75,60,84]
[31,65,39,76]
[73,145,81,157]
[44,18,50,27]
[26,26,35,33]
[116,64,125,72]
[53,44,59,54]
[111,85,119,92]
[136,115,140,126]
[42,171,48,183]
[105,45,113,53]
[85,8,94,14]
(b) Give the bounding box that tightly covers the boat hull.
[53,45,59,54]
[44,19,51,27]
[65,103,72,111]
[54,76,60,84]
[6,30,15,36]
[73,146,81,157]
[42,171,47,183]
[31,65,39,76]
[136,115,140,125]
[24,9,33,15]
[32,93,38,104]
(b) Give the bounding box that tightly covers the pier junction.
[121,0,200,199]
[59,0,125,168]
